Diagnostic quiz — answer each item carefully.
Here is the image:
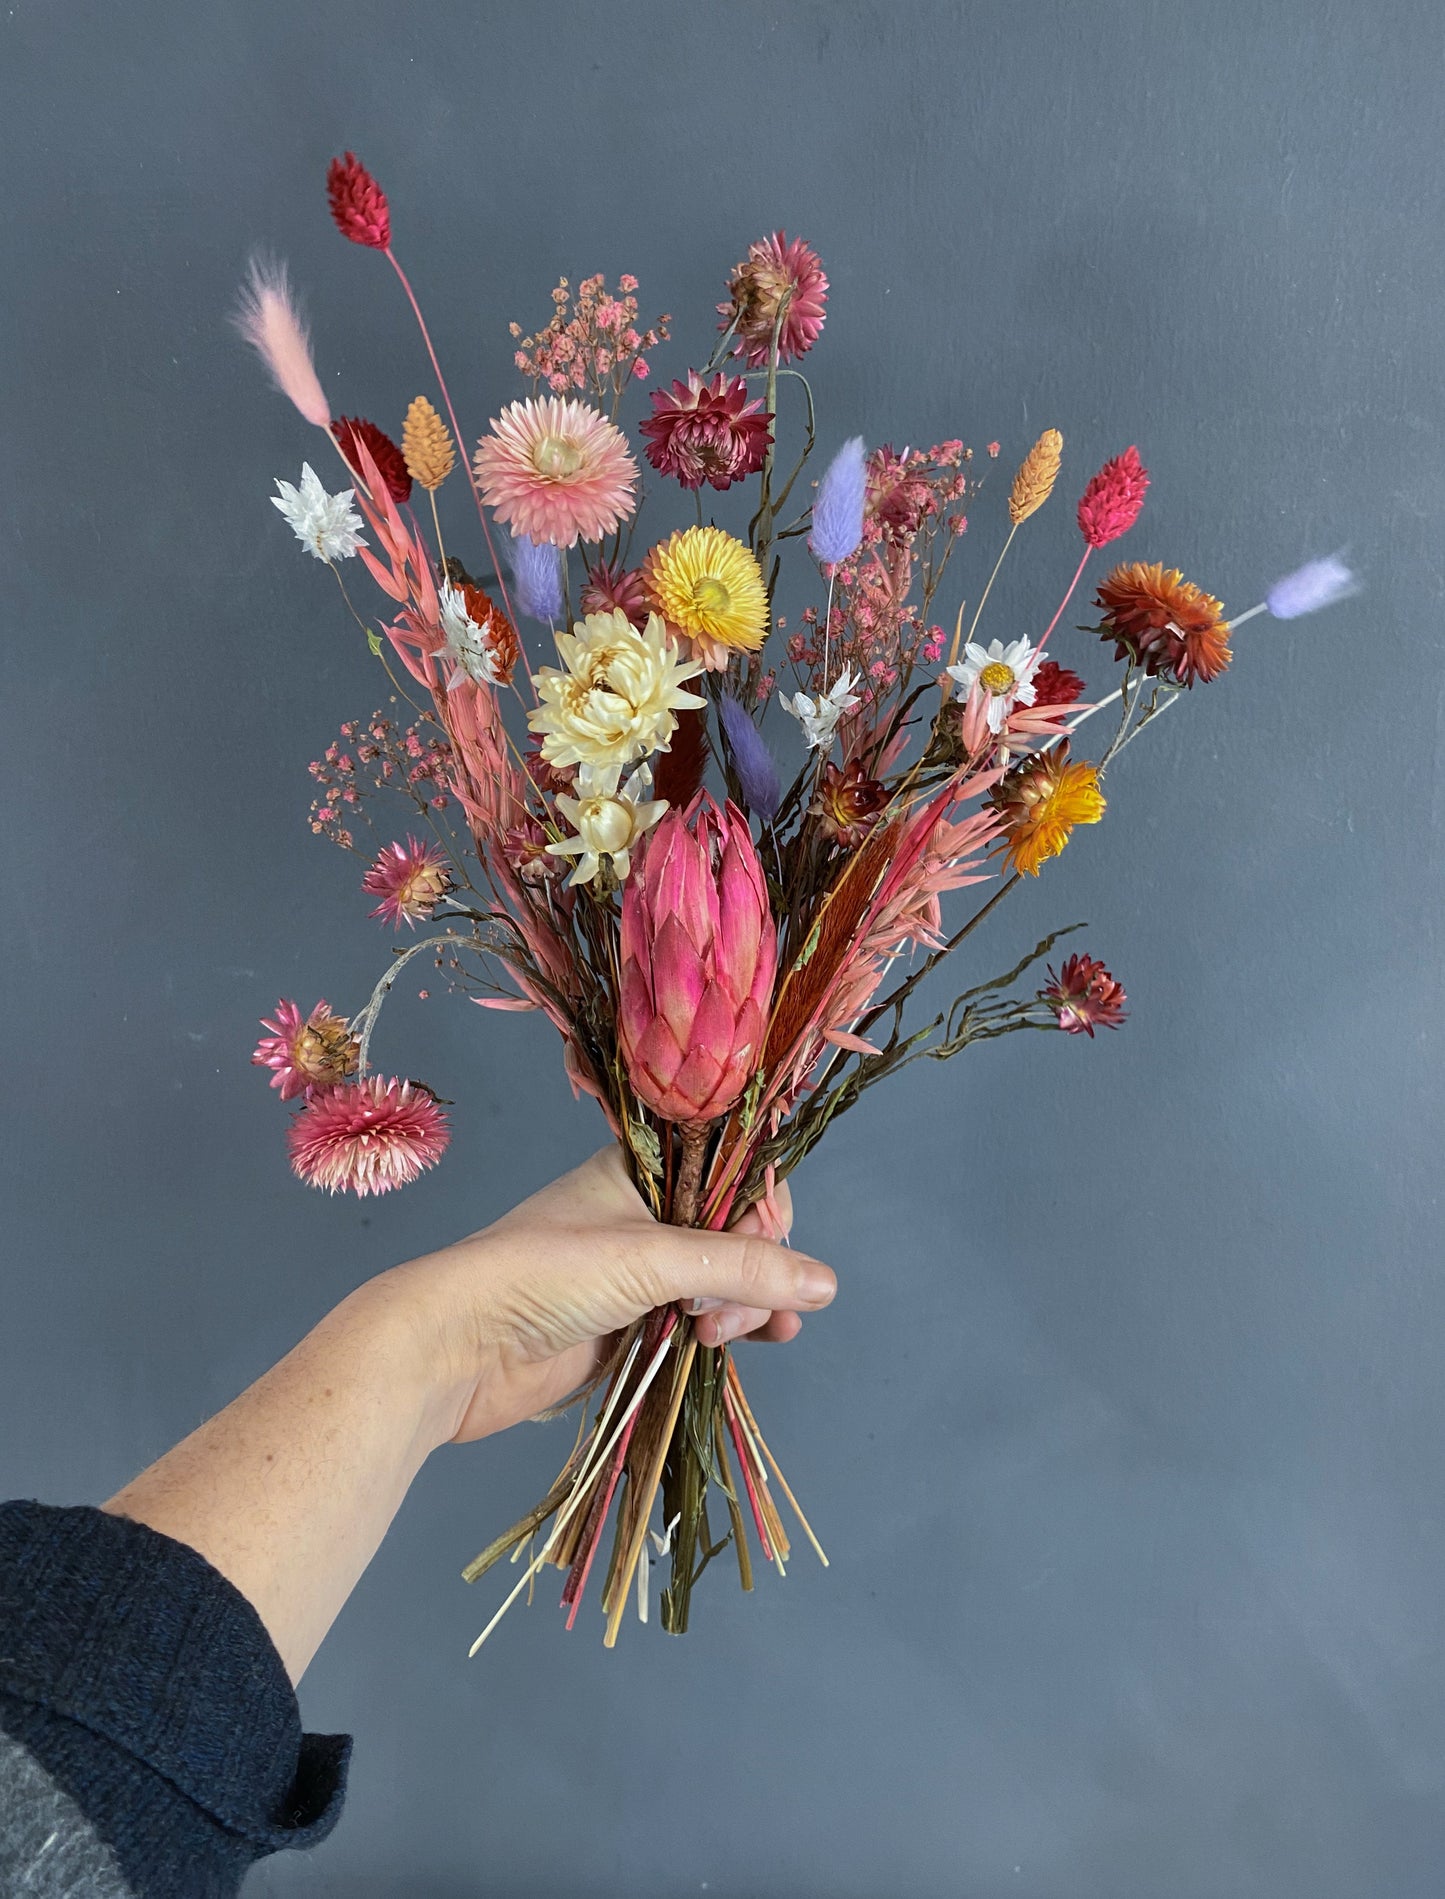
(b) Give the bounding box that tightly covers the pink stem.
[724,1388,774,1562]
[561,1407,638,1629]
[1040,547,1092,645]
[384,247,519,630]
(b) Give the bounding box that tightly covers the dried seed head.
[403,395,455,491]
[1008,428,1064,525]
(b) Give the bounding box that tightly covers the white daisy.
[270,464,367,562]
[780,665,863,752]
[438,583,502,691]
[946,637,1044,734]
[546,761,668,889]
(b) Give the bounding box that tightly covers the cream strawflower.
[946,638,1045,734]
[528,609,705,770]
[547,762,668,888]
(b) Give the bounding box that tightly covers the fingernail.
[795,1260,836,1305]
[709,1310,748,1343]
[686,1296,725,1315]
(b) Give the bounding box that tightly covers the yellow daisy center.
[692,575,732,616]
[532,434,585,481]
[978,661,1016,693]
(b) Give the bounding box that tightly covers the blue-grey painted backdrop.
[4,3,1443,1895]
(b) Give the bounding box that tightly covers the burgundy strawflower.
[1030,660,1086,708]
[580,557,650,629]
[252,999,359,1101]
[332,416,411,504]
[288,1077,449,1195]
[639,371,772,492]
[1041,954,1128,1036]
[719,232,828,368]
[326,152,391,250]
[1076,446,1149,549]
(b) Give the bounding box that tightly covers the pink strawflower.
[363,836,452,928]
[719,232,828,368]
[332,416,412,504]
[252,999,359,1101]
[234,256,331,430]
[473,396,638,547]
[639,371,772,491]
[1041,954,1128,1036]
[580,557,650,629]
[288,1077,449,1195]
[1076,446,1150,549]
[326,151,391,250]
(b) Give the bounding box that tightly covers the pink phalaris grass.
[252,999,359,1100]
[1041,954,1128,1036]
[288,1077,449,1195]
[639,371,772,492]
[618,795,777,1126]
[234,256,331,429]
[362,836,452,928]
[333,416,412,504]
[326,151,391,250]
[1076,446,1150,549]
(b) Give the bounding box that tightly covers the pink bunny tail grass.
[234,255,331,429]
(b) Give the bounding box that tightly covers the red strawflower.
[719,232,828,368]
[1076,446,1150,549]
[288,1077,449,1196]
[252,999,359,1101]
[809,759,889,847]
[1030,660,1086,707]
[1041,954,1128,1037]
[332,416,412,504]
[326,152,391,250]
[639,371,772,492]
[362,836,452,928]
[580,557,649,629]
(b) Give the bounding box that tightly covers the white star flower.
[270,464,367,562]
[780,665,863,752]
[546,761,668,888]
[438,583,502,691]
[946,637,1044,733]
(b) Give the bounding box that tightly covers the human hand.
[376,1145,836,1447]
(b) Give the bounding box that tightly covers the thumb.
[636,1224,836,1316]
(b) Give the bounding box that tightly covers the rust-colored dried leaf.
[403,394,455,490]
[1008,427,1063,525]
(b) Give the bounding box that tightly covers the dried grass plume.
[1008,428,1063,525]
[234,255,331,430]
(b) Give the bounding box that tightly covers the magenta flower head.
[508,530,564,623]
[1076,446,1149,549]
[809,436,868,568]
[718,693,782,819]
[618,795,777,1126]
[326,152,391,250]
[639,371,772,492]
[1266,553,1359,619]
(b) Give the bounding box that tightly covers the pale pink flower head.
[618,794,777,1126]
[719,232,828,368]
[252,999,359,1101]
[362,836,452,928]
[473,397,638,547]
[1041,954,1128,1036]
[288,1077,449,1195]
[639,371,772,492]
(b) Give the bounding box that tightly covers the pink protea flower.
[618,795,777,1126]
[473,396,638,547]
[1041,954,1128,1036]
[253,1000,359,1101]
[719,232,828,368]
[362,836,453,928]
[580,557,649,629]
[1076,446,1149,549]
[288,1077,449,1195]
[333,416,412,504]
[326,152,391,250]
[639,371,772,491]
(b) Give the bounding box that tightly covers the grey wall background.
[4,2,1443,1894]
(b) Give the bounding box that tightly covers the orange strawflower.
[990,746,1105,877]
[1094,561,1232,686]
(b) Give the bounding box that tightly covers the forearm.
[102,1275,446,1685]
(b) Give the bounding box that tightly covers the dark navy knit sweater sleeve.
[0,1502,350,1897]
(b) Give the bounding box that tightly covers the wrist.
[348,1255,500,1454]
